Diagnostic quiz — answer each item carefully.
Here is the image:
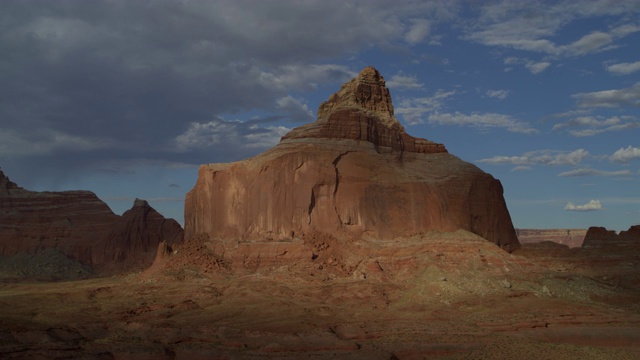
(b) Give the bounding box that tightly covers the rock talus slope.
[185,67,519,253]
[0,169,183,274]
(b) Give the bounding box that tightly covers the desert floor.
[1,235,639,359]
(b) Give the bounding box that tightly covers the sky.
[1,0,639,231]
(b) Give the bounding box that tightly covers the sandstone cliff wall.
[0,170,183,273]
[185,67,519,252]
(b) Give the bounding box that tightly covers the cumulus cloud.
[609,146,640,163]
[606,61,640,75]
[275,96,314,122]
[565,200,603,211]
[573,82,640,108]
[428,112,538,134]
[479,149,589,166]
[558,168,632,177]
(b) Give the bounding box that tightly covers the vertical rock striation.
[185,67,520,253]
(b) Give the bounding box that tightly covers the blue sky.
[1,0,639,231]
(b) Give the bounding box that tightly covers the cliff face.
[0,170,183,273]
[92,199,184,272]
[185,67,520,252]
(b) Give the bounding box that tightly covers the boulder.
[185,67,520,254]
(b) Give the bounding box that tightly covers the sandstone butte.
[185,66,520,255]
[0,169,183,273]
[582,225,640,248]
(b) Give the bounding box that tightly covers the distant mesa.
[185,66,520,261]
[516,228,586,248]
[0,169,183,276]
[582,225,640,248]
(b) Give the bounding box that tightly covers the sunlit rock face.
[185,67,520,252]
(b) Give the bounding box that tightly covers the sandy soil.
[1,235,639,359]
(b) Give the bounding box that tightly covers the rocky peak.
[282,66,446,154]
[317,66,398,128]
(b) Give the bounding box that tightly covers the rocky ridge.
[0,169,183,276]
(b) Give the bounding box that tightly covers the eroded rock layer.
[0,170,183,274]
[185,67,519,252]
[516,229,586,248]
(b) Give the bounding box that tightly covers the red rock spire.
[282,66,447,154]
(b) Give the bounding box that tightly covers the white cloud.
[525,61,551,74]
[174,119,290,152]
[610,23,640,37]
[565,31,614,55]
[606,61,640,75]
[511,166,532,172]
[466,2,639,57]
[244,126,291,149]
[486,89,510,99]
[610,146,640,163]
[573,82,640,108]
[565,199,603,211]
[558,168,632,177]
[405,19,431,44]
[387,73,424,90]
[479,149,589,166]
[257,64,356,92]
[503,57,551,74]
[427,112,538,134]
[275,95,314,122]
[553,115,639,136]
[504,57,519,65]
[395,89,457,125]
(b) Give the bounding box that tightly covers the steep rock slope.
[185,67,519,252]
[0,169,183,274]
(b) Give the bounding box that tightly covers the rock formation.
[185,66,520,257]
[0,169,183,274]
[516,229,586,248]
[582,225,640,248]
[92,199,184,272]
